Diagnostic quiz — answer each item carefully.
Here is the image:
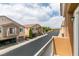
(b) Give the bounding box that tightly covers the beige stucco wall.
[53,4,79,56]
[25,28,30,37]
[0,23,25,41]
[18,27,25,37]
[53,37,72,56]
[0,23,19,40]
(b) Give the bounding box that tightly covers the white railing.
[34,37,53,56]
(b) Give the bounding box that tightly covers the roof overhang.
[67,4,79,14]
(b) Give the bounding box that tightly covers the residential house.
[0,16,25,43]
[53,3,79,56]
[24,24,44,38]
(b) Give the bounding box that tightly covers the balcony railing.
[34,37,53,56]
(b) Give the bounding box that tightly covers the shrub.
[29,28,33,39]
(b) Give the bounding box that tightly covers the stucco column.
[73,6,79,56]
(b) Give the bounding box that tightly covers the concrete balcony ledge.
[53,36,73,56]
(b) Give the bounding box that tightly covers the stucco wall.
[53,37,72,56]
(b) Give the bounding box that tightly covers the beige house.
[24,24,44,38]
[0,16,25,42]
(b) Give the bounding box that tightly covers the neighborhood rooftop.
[24,24,41,28]
[0,16,24,27]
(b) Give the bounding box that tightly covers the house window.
[20,28,23,32]
[9,28,15,34]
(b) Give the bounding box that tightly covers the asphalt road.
[1,30,59,56]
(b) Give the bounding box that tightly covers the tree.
[29,28,33,39]
[43,26,52,33]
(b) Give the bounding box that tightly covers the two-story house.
[0,16,25,44]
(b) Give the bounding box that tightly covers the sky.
[0,3,64,28]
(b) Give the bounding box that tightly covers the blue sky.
[0,3,64,28]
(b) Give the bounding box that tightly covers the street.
[1,30,59,56]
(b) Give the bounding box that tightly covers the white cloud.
[40,16,64,28]
[0,3,61,28]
